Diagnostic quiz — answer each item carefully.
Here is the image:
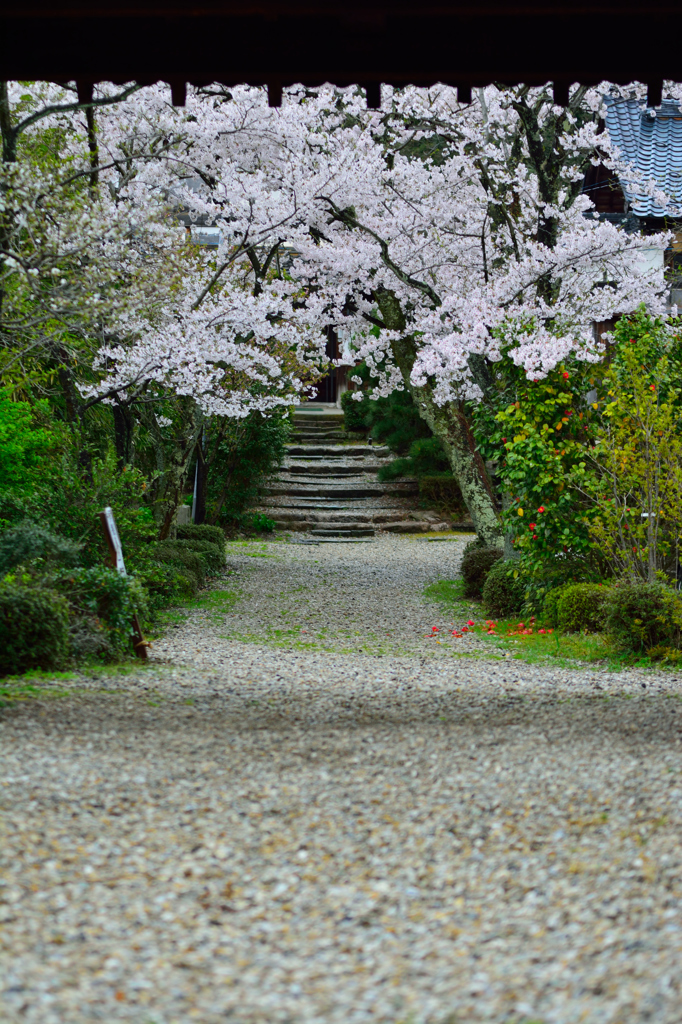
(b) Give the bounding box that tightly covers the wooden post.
[98,507,149,659]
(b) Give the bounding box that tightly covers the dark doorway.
[312,329,338,403]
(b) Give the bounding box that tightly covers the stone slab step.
[310,526,375,537]
[286,446,389,458]
[282,464,388,477]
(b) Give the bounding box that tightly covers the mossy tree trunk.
[375,289,503,546]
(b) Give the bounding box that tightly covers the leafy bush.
[177,523,225,548]
[252,512,275,533]
[542,584,573,628]
[134,558,198,607]
[419,476,466,515]
[555,583,609,633]
[152,542,205,589]
[604,582,682,653]
[461,543,503,599]
[340,389,368,432]
[341,368,431,452]
[482,559,526,617]
[0,521,81,576]
[206,411,289,532]
[0,584,70,675]
[0,389,65,496]
[53,565,149,653]
[378,437,452,482]
[525,556,602,614]
[175,538,225,575]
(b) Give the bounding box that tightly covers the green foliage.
[378,436,452,482]
[542,583,574,628]
[555,583,609,634]
[177,523,225,548]
[341,367,431,452]
[0,388,65,495]
[0,521,81,576]
[524,555,601,614]
[481,559,526,617]
[340,389,368,431]
[53,565,148,654]
[418,476,465,515]
[0,452,156,566]
[604,582,682,653]
[252,512,276,533]
[586,342,682,582]
[131,558,198,608]
[175,538,226,575]
[206,411,289,532]
[0,584,70,675]
[152,541,206,590]
[461,543,503,599]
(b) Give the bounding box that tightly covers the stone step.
[264,483,415,498]
[282,464,388,477]
[286,445,388,458]
[310,526,375,537]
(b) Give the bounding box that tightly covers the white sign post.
[98,506,148,659]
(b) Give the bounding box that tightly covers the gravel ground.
[2,536,682,1024]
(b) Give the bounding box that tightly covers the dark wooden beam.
[1,3,681,88]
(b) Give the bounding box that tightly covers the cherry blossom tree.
[3,78,678,542]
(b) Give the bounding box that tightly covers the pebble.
[1,535,682,1023]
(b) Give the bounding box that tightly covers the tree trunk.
[375,289,503,546]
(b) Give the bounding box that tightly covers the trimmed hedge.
[461,543,503,599]
[542,584,572,628]
[0,521,81,576]
[0,584,70,675]
[53,565,148,653]
[555,583,609,634]
[152,542,206,589]
[177,523,225,548]
[481,559,526,617]
[605,582,682,653]
[175,539,225,575]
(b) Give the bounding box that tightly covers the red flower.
[529,522,536,530]
[502,437,507,443]
[537,506,545,513]
[467,619,475,626]
[562,371,570,379]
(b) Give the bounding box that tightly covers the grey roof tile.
[605,97,682,217]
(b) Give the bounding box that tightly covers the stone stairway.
[257,405,453,541]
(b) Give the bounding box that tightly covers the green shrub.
[0,584,70,675]
[542,584,572,628]
[604,582,682,653]
[177,523,225,548]
[419,476,465,514]
[648,645,682,664]
[340,389,368,432]
[0,521,81,576]
[461,543,503,599]
[524,556,602,614]
[555,583,610,633]
[152,542,205,589]
[252,512,275,533]
[175,538,225,575]
[482,559,526,617]
[378,437,452,482]
[135,559,198,606]
[53,566,148,653]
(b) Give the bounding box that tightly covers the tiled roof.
[605,97,682,217]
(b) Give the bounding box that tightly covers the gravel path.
[2,536,682,1024]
